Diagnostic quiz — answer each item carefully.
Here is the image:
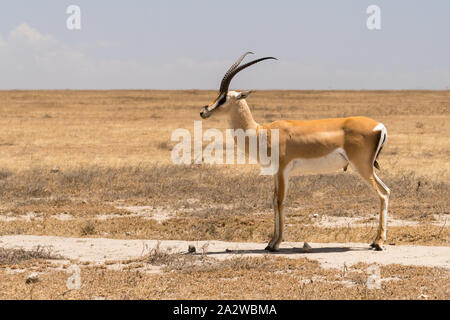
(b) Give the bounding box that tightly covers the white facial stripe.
[206,102,218,112]
[207,93,228,112]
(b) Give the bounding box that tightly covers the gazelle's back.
[261,116,381,163]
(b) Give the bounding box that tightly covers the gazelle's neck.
[228,99,259,131]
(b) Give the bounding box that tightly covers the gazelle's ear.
[236,90,253,100]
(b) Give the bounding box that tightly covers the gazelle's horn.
[219,54,277,93]
[219,52,254,93]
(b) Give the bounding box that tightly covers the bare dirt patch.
[1,235,448,270]
[0,239,448,300]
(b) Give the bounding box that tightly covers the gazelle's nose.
[200,106,209,119]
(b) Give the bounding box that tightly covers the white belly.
[288,148,349,175]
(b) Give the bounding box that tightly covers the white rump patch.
[373,123,388,144]
[373,123,385,132]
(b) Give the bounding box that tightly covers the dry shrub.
[80,221,96,236]
[0,246,61,266]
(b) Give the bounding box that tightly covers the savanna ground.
[0,90,449,299]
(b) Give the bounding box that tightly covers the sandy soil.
[1,235,449,270]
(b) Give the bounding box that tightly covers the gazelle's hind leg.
[370,172,390,250]
[352,162,390,250]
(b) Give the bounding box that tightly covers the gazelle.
[200,52,390,251]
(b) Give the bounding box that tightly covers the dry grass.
[0,165,448,245]
[0,217,447,245]
[0,90,448,244]
[0,246,61,266]
[80,221,96,236]
[0,90,449,299]
[0,255,448,300]
[0,90,448,176]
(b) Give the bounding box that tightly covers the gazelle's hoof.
[265,245,278,252]
[370,243,383,251]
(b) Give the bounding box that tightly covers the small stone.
[188,245,196,253]
[303,242,312,253]
[313,214,319,218]
[26,272,39,284]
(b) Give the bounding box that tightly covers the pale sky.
[0,1,449,90]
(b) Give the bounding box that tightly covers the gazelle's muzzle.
[200,106,211,119]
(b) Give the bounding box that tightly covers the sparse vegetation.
[0,246,61,266]
[0,255,448,299]
[0,90,448,299]
[80,221,96,236]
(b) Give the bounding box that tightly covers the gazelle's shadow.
[200,245,370,257]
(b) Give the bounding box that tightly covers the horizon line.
[1,88,449,92]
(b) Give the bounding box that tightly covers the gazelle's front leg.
[265,170,288,252]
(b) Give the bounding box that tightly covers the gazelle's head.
[200,52,277,119]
